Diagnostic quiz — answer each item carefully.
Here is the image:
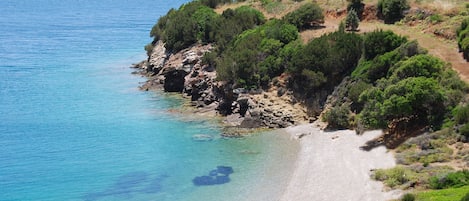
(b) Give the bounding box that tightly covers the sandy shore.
[280,123,402,201]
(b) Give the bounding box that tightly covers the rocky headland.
[133,41,311,130]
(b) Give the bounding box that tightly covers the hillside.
[136,0,469,200]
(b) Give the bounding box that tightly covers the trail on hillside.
[301,17,469,82]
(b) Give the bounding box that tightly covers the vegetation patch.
[415,185,469,201]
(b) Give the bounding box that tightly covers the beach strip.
[281,124,402,201]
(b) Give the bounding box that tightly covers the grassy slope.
[416,185,469,201]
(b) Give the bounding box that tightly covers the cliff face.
[134,41,310,129]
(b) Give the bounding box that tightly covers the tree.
[347,0,364,19]
[345,9,360,31]
[282,2,324,30]
[377,0,409,24]
[359,77,446,129]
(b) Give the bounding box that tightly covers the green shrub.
[144,43,154,56]
[428,14,443,24]
[288,31,363,95]
[283,2,324,30]
[323,104,352,129]
[401,193,415,201]
[455,105,469,124]
[430,170,469,189]
[215,19,298,89]
[377,0,410,24]
[363,29,407,60]
[462,192,469,201]
[373,166,414,188]
[359,77,446,129]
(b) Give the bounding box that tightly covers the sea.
[0,1,298,201]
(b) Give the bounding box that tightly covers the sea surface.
[0,1,298,201]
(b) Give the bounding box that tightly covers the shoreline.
[281,123,402,201]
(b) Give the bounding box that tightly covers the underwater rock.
[192,166,234,186]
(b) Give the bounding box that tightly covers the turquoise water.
[0,1,298,201]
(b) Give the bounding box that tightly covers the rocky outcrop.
[133,41,310,130]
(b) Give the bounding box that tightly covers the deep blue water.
[0,1,298,201]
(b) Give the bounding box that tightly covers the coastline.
[281,123,402,201]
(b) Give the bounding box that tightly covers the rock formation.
[133,41,310,129]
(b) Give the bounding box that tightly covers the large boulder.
[163,68,188,92]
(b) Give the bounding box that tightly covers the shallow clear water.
[0,1,298,201]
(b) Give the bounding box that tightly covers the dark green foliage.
[354,40,426,84]
[347,80,372,112]
[429,170,469,189]
[459,123,469,141]
[345,9,360,31]
[359,77,446,129]
[363,29,407,60]
[346,38,463,132]
[377,0,409,24]
[324,104,351,129]
[282,2,324,30]
[144,43,154,56]
[288,31,363,94]
[457,18,469,61]
[455,105,469,124]
[199,0,235,8]
[201,51,217,67]
[208,6,266,51]
[401,193,415,201]
[149,2,210,51]
[347,0,365,19]
[216,20,298,88]
[462,192,469,201]
[387,54,444,81]
[148,3,264,52]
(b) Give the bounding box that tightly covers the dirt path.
[301,17,469,82]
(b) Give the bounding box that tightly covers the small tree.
[345,9,360,31]
[347,0,365,19]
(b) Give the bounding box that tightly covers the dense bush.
[377,0,409,24]
[288,31,363,94]
[206,6,266,51]
[457,18,469,61]
[215,20,298,88]
[199,0,244,8]
[455,105,469,125]
[401,193,415,201]
[359,77,446,129]
[149,3,265,52]
[323,104,351,129]
[363,29,407,60]
[429,170,469,189]
[282,2,324,30]
[354,40,424,84]
[387,54,444,81]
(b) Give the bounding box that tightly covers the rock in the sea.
[239,117,262,128]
